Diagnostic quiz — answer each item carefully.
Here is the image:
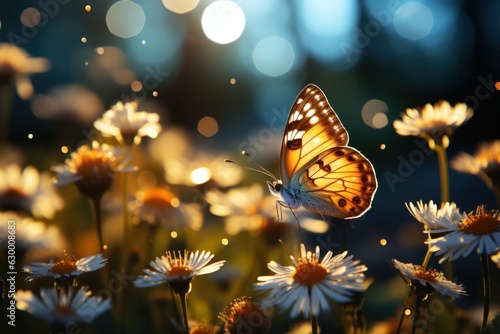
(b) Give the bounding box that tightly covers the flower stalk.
[480,253,490,333]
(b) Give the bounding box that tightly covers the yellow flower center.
[54,305,76,316]
[167,266,193,277]
[414,267,437,283]
[142,188,179,209]
[75,150,114,179]
[2,187,26,199]
[189,324,215,334]
[459,206,500,236]
[51,256,77,275]
[292,256,328,286]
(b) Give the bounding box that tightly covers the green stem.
[308,287,319,334]
[396,292,412,334]
[421,248,432,269]
[480,254,490,333]
[435,144,454,282]
[411,294,423,334]
[179,292,189,334]
[115,172,130,334]
[89,195,104,252]
[0,78,13,145]
[435,144,449,203]
[122,171,130,249]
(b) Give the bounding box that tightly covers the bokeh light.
[190,167,212,185]
[162,0,200,14]
[253,36,295,77]
[131,81,143,92]
[106,1,146,38]
[296,1,359,65]
[85,5,91,12]
[361,99,389,129]
[20,7,41,28]
[201,0,246,44]
[393,2,433,41]
[198,116,219,137]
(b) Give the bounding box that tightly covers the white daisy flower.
[94,101,161,145]
[0,164,64,219]
[393,100,473,149]
[0,43,50,100]
[31,84,104,126]
[22,253,107,282]
[52,141,135,199]
[134,250,225,289]
[425,205,500,263]
[15,286,110,327]
[392,259,466,299]
[0,211,66,258]
[451,140,500,190]
[206,184,329,236]
[130,186,203,231]
[406,200,466,231]
[254,244,367,318]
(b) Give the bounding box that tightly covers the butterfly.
[227,84,377,228]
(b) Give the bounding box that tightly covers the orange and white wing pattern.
[295,147,377,219]
[280,84,348,183]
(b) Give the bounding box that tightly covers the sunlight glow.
[190,167,212,185]
[201,0,246,44]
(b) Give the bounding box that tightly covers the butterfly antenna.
[224,151,278,181]
[278,239,295,265]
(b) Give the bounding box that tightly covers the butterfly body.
[269,84,377,222]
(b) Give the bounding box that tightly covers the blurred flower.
[451,140,500,191]
[492,251,500,268]
[0,43,50,99]
[131,186,202,231]
[134,250,225,293]
[0,164,64,219]
[406,200,465,231]
[22,253,107,282]
[424,205,500,263]
[31,84,104,125]
[206,184,329,236]
[0,211,66,258]
[149,127,242,187]
[16,286,110,329]
[189,322,219,334]
[52,141,135,199]
[393,100,473,149]
[287,321,321,334]
[94,101,161,145]
[219,296,271,334]
[255,244,367,318]
[392,259,466,299]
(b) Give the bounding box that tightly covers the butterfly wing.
[291,145,377,219]
[280,84,349,184]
